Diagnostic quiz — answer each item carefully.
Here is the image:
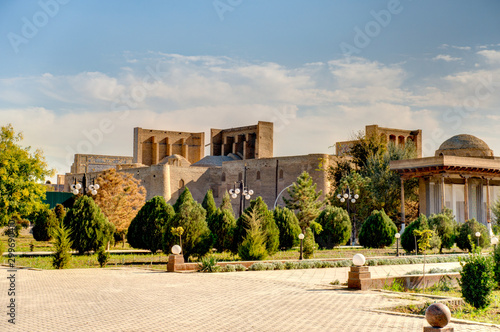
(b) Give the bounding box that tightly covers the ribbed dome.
[435,134,493,158]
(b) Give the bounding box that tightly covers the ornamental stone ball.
[425,303,451,328]
[352,254,365,266]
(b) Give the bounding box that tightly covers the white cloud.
[2,53,500,179]
[477,50,500,64]
[433,54,461,62]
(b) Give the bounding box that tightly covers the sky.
[1,0,500,181]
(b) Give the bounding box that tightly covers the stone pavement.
[1,262,498,332]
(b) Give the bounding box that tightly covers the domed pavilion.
[390,134,499,235]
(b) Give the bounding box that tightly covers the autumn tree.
[0,124,53,226]
[94,168,146,246]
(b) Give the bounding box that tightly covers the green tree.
[283,171,323,231]
[315,206,351,249]
[52,226,72,269]
[459,251,495,309]
[234,197,279,256]
[63,195,114,254]
[202,189,217,220]
[31,206,58,241]
[238,210,268,261]
[219,191,234,215]
[96,245,109,268]
[358,210,397,248]
[163,187,212,260]
[401,214,429,253]
[0,124,53,226]
[273,206,301,250]
[493,243,500,288]
[428,208,457,253]
[456,219,490,252]
[127,196,174,253]
[209,208,236,252]
[413,229,435,290]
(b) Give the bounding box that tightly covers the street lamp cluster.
[229,187,254,200]
[337,186,360,245]
[70,174,100,195]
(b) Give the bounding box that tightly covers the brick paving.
[1,263,498,332]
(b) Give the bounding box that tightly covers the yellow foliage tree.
[94,169,146,246]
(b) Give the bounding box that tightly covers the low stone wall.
[365,273,461,290]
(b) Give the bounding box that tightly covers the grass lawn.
[390,285,500,325]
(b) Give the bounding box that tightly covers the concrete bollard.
[423,303,453,331]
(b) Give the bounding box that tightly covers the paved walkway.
[1,262,498,332]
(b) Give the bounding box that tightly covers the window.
[279,169,284,180]
[256,171,261,180]
[221,172,226,182]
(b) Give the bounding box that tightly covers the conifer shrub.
[208,208,236,252]
[273,206,301,250]
[52,226,72,269]
[97,246,109,268]
[302,227,316,259]
[163,187,212,260]
[315,206,351,249]
[32,206,59,241]
[238,210,268,261]
[358,210,397,248]
[428,208,457,253]
[401,214,429,253]
[459,250,495,309]
[63,195,114,254]
[234,197,279,256]
[128,196,174,253]
[456,219,490,251]
[202,190,217,220]
[493,244,500,288]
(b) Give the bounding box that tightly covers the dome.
[435,134,493,158]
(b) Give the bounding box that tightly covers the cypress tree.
[273,206,301,250]
[315,206,351,249]
[358,210,397,248]
[202,189,217,220]
[52,226,72,269]
[127,196,174,253]
[32,206,58,241]
[63,195,114,254]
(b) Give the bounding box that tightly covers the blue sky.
[1,0,500,179]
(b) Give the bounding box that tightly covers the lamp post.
[395,232,401,257]
[70,173,100,196]
[337,186,359,245]
[475,231,481,249]
[298,233,305,260]
[229,182,254,217]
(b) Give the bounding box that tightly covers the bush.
[248,262,274,271]
[63,196,114,254]
[456,219,490,252]
[493,243,500,288]
[164,188,212,260]
[198,255,219,272]
[128,196,174,253]
[234,264,246,271]
[401,214,428,253]
[223,264,236,272]
[238,211,268,261]
[273,207,301,250]
[32,206,59,241]
[52,226,72,269]
[0,240,3,256]
[315,206,351,249]
[428,208,457,252]
[97,246,109,268]
[302,227,316,259]
[358,210,397,248]
[459,251,495,309]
